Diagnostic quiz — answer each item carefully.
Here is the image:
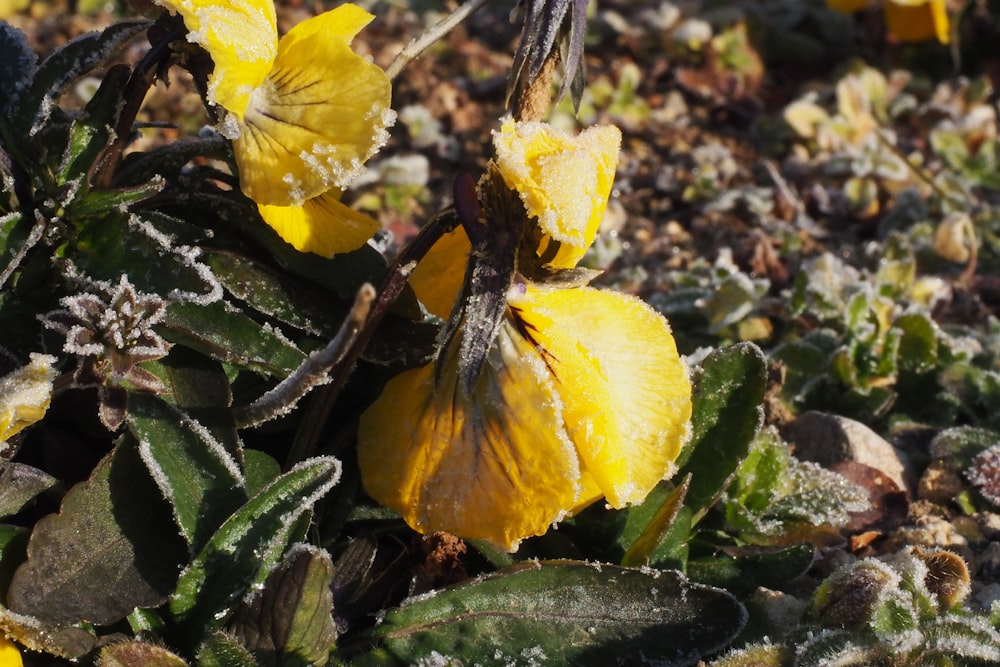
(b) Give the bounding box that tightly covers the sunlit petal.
[884,0,950,44]
[257,190,379,257]
[358,322,582,551]
[511,284,691,508]
[234,5,394,205]
[408,225,472,319]
[0,353,58,447]
[155,0,277,118]
[493,118,621,268]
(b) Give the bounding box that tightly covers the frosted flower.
[359,121,691,550]
[359,283,691,551]
[0,353,58,449]
[493,118,621,269]
[256,189,380,257]
[41,275,170,429]
[155,1,394,207]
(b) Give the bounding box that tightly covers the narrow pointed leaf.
[168,457,341,642]
[126,393,246,552]
[359,561,746,666]
[228,544,337,667]
[0,22,36,120]
[620,474,691,567]
[12,20,149,137]
[162,300,307,377]
[676,343,766,519]
[5,438,187,625]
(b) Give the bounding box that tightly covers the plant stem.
[385,0,490,81]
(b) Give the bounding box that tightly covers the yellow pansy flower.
[0,636,22,667]
[406,224,472,319]
[493,118,621,269]
[359,120,691,550]
[256,190,379,257]
[156,0,394,206]
[0,354,57,450]
[358,283,690,550]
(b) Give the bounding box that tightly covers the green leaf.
[676,343,766,520]
[197,632,258,667]
[0,22,36,120]
[357,561,746,666]
[894,312,939,374]
[56,63,131,183]
[11,20,149,138]
[5,437,187,625]
[228,544,337,667]
[0,462,56,519]
[162,300,307,377]
[243,449,282,499]
[99,641,189,667]
[620,475,690,567]
[0,524,29,594]
[126,393,247,552]
[168,457,341,643]
[687,544,815,595]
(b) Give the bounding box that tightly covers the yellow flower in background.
[358,283,691,550]
[406,224,472,319]
[884,0,949,44]
[0,354,57,450]
[825,0,950,44]
[0,636,22,667]
[358,120,691,550]
[155,0,394,207]
[256,190,379,257]
[493,118,621,269]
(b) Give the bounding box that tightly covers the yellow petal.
[510,284,692,508]
[493,118,621,269]
[826,0,870,12]
[884,0,950,44]
[0,636,22,667]
[358,322,582,551]
[257,190,379,257]
[234,5,394,205]
[0,353,58,447]
[407,225,472,319]
[155,0,277,118]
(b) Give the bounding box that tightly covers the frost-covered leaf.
[168,457,341,644]
[126,393,246,552]
[688,543,815,596]
[197,632,257,667]
[356,561,746,667]
[0,22,36,120]
[99,641,188,667]
[56,64,130,183]
[0,462,56,519]
[0,525,28,594]
[620,475,690,567]
[5,438,187,625]
[162,300,306,377]
[0,605,96,660]
[227,544,337,667]
[11,20,148,139]
[676,342,766,517]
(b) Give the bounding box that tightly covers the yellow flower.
[0,354,57,450]
[256,190,379,257]
[359,120,690,550]
[358,283,691,550]
[0,636,22,667]
[406,224,472,319]
[884,0,949,44]
[826,0,871,13]
[493,118,621,269]
[156,0,394,206]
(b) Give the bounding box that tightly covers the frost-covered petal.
[408,225,472,319]
[358,321,582,551]
[234,4,394,205]
[155,0,277,118]
[0,353,58,446]
[257,190,379,257]
[510,284,691,508]
[493,118,621,269]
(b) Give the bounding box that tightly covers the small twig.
[284,206,460,467]
[234,283,375,429]
[385,0,490,81]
